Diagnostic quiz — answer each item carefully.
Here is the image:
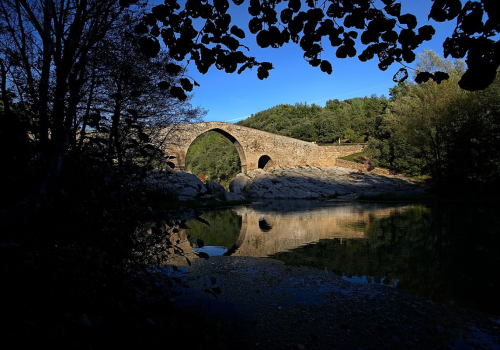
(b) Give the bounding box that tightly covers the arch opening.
[258,155,273,170]
[184,129,247,183]
[259,218,272,232]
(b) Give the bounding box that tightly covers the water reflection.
[185,199,500,316]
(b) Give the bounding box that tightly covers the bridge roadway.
[161,121,364,172]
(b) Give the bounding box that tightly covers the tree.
[0,0,128,192]
[131,0,500,97]
[0,0,204,196]
[384,50,500,188]
[388,52,467,182]
[77,9,206,171]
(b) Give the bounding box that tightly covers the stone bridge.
[162,122,364,172]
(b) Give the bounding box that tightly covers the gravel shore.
[179,256,500,350]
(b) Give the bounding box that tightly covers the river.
[182,199,500,316]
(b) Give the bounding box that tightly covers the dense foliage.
[371,51,500,188]
[236,51,500,191]
[237,96,388,143]
[185,131,242,187]
[0,2,211,347]
[134,0,499,95]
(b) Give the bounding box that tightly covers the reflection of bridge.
[172,202,413,266]
[162,122,364,172]
[230,203,408,257]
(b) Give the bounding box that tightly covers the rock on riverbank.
[145,166,428,201]
[144,171,246,201]
[230,166,427,200]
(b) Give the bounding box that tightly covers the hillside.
[236,96,389,144]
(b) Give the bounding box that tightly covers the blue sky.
[179,1,460,123]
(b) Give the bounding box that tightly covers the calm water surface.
[184,199,500,316]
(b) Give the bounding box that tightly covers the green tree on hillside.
[370,50,500,188]
[238,96,388,143]
[185,131,241,187]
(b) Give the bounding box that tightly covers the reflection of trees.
[185,209,242,248]
[272,204,500,316]
[183,202,500,315]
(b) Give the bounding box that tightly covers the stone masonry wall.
[161,122,365,172]
[335,159,392,176]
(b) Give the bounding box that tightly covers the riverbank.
[147,165,430,204]
[171,256,500,350]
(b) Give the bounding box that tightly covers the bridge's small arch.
[258,218,272,232]
[258,155,273,170]
[184,128,248,173]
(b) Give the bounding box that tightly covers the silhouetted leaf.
[214,0,229,14]
[432,71,450,84]
[418,25,435,41]
[170,86,187,100]
[459,2,484,35]
[307,58,321,67]
[399,13,417,29]
[459,65,497,91]
[443,37,470,58]
[158,81,170,90]
[280,8,293,24]
[415,71,432,84]
[248,0,261,16]
[320,60,333,74]
[257,64,271,79]
[428,0,462,22]
[230,25,245,39]
[288,0,301,13]
[139,36,160,58]
[336,45,347,58]
[392,68,408,82]
[256,30,270,48]
[135,22,148,34]
[249,17,263,34]
[180,78,193,92]
[166,63,182,75]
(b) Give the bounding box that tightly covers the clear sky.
[177,1,460,123]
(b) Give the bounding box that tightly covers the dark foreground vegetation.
[1,0,499,349]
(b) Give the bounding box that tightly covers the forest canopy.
[236,50,500,190]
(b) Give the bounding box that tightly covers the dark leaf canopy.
[127,0,499,93]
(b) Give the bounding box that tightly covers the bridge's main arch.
[185,128,248,172]
[161,122,364,172]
